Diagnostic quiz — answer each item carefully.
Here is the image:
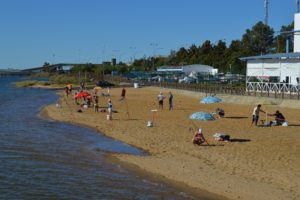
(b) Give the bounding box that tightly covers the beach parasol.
[75,91,91,98]
[200,96,222,104]
[190,112,215,121]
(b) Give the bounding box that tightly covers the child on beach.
[251,104,266,126]
[192,128,209,145]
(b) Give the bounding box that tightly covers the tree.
[225,40,246,74]
[241,21,275,55]
[211,40,227,71]
[276,22,294,53]
[198,40,213,66]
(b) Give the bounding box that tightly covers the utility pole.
[264,0,269,25]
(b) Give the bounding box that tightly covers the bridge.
[1,63,103,76]
[22,63,77,73]
[0,69,31,76]
[21,63,101,73]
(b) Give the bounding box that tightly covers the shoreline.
[42,86,300,200]
[40,98,224,200]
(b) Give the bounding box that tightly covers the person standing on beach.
[94,95,99,112]
[119,87,126,101]
[168,92,173,111]
[65,86,69,97]
[108,99,113,119]
[157,92,165,110]
[251,104,266,126]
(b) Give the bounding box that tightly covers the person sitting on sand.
[251,104,266,126]
[268,110,285,126]
[215,108,225,118]
[192,128,208,145]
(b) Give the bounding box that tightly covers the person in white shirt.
[251,104,266,126]
[157,92,165,110]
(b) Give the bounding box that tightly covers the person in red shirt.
[192,128,209,145]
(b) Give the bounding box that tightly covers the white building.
[157,64,218,75]
[240,13,300,94]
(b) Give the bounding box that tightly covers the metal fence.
[102,75,300,100]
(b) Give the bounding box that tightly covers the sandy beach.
[42,86,300,200]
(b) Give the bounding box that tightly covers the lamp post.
[129,47,136,63]
[150,43,158,69]
[52,54,55,65]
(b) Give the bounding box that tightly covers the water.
[0,77,205,200]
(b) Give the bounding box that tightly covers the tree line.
[131,21,293,74]
[44,20,294,76]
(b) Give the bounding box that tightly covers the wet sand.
[42,86,300,200]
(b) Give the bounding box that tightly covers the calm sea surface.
[0,77,209,200]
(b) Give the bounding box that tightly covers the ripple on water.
[0,77,210,200]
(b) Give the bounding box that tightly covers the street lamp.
[52,54,55,64]
[129,47,136,63]
[150,43,158,69]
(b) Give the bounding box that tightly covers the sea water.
[0,76,210,200]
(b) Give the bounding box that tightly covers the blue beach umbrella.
[189,112,215,121]
[200,96,222,104]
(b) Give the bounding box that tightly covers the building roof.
[183,64,214,70]
[157,66,182,70]
[239,53,300,61]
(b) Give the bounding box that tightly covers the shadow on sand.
[225,116,248,119]
[287,124,300,127]
[199,144,225,147]
[230,138,251,142]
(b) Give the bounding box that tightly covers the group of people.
[65,83,288,147]
[251,104,286,126]
[157,91,173,110]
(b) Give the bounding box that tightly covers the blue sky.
[0,0,297,69]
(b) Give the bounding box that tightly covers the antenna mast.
[264,0,269,25]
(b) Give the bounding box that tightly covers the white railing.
[247,82,300,93]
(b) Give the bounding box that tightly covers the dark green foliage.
[43,20,292,76]
[276,22,294,53]
[241,21,275,55]
[129,21,290,75]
